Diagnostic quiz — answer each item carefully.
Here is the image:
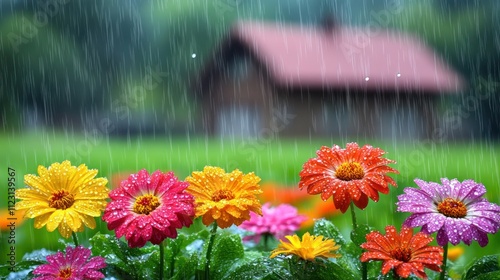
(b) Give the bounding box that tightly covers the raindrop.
[396,72,401,77]
[364,76,370,81]
[191,53,197,58]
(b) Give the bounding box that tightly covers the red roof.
[230,21,465,93]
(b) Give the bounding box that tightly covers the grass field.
[1,130,499,273]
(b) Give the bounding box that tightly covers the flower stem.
[393,268,400,279]
[72,232,79,247]
[362,262,367,280]
[264,233,271,251]
[350,202,367,280]
[440,243,448,280]
[350,202,358,229]
[205,223,218,279]
[159,240,165,280]
[169,241,175,278]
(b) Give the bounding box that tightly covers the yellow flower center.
[335,162,365,181]
[133,194,161,215]
[437,198,467,218]
[58,267,72,279]
[211,189,235,202]
[390,247,412,262]
[49,190,75,210]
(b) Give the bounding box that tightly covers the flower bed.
[4,142,500,279]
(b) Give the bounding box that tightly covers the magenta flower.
[397,178,500,246]
[33,246,106,280]
[102,169,195,248]
[239,203,307,243]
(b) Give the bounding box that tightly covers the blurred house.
[194,20,465,139]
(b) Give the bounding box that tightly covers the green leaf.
[122,230,211,279]
[0,261,43,278]
[350,224,371,247]
[0,249,53,279]
[129,245,159,279]
[467,271,500,280]
[311,218,362,279]
[9,260,45,272]
[20,248,55,262]
[166,229,208,279]
[226,253,289,280]
[464,254,500,280]
[313,219,347,247]
[210,231,245,279]
[283,258,356,280]
[312,261,357,280]
[172,254,200,280]
[0,265,12,277]
[90,233,138,278]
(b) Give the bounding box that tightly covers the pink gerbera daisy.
[102,169,194,248]
[33,246,106,280]
[239,203,307,243]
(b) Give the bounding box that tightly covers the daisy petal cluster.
[15,161,109,238]
[397,178,500,246]
[360,226,443,279]
[186,166,262,228]
[239,203,307,243]
[33,246,106,280]
[299,143,398,213]
[103,169,194,248]
[270,232,341,261]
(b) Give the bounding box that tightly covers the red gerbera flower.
[299,143,398,213]
[360,225,443,279]
[102,169,194,248]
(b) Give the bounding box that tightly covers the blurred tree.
[1,0,497,138]
[392,0,500,138]
[0,12,97,130]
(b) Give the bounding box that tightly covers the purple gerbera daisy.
[239,203,307,243]
[397,178,500,247]
[33,246,106,280]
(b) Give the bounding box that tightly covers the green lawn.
[1,131,499,272]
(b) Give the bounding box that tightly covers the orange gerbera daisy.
[360,226,443,279]
[185,166,262,228]
[299,143,399,213]
[260,182,310,204]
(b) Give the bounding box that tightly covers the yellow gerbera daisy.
[185,166,262,228]
[15,161,109,238]
[270,232,341,261]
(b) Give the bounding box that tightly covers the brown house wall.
[202,62,277,137]
[201,60,439,140]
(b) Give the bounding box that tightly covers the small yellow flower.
[270,232,341,261]
[15,161,109,238]
[447,246,464,261]
[185,166,262,228]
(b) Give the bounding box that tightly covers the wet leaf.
[225,253,287,280]
[464,254,500,280]
[313,218,346,247]
[210,231,245,279]
[350,224,371,247]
